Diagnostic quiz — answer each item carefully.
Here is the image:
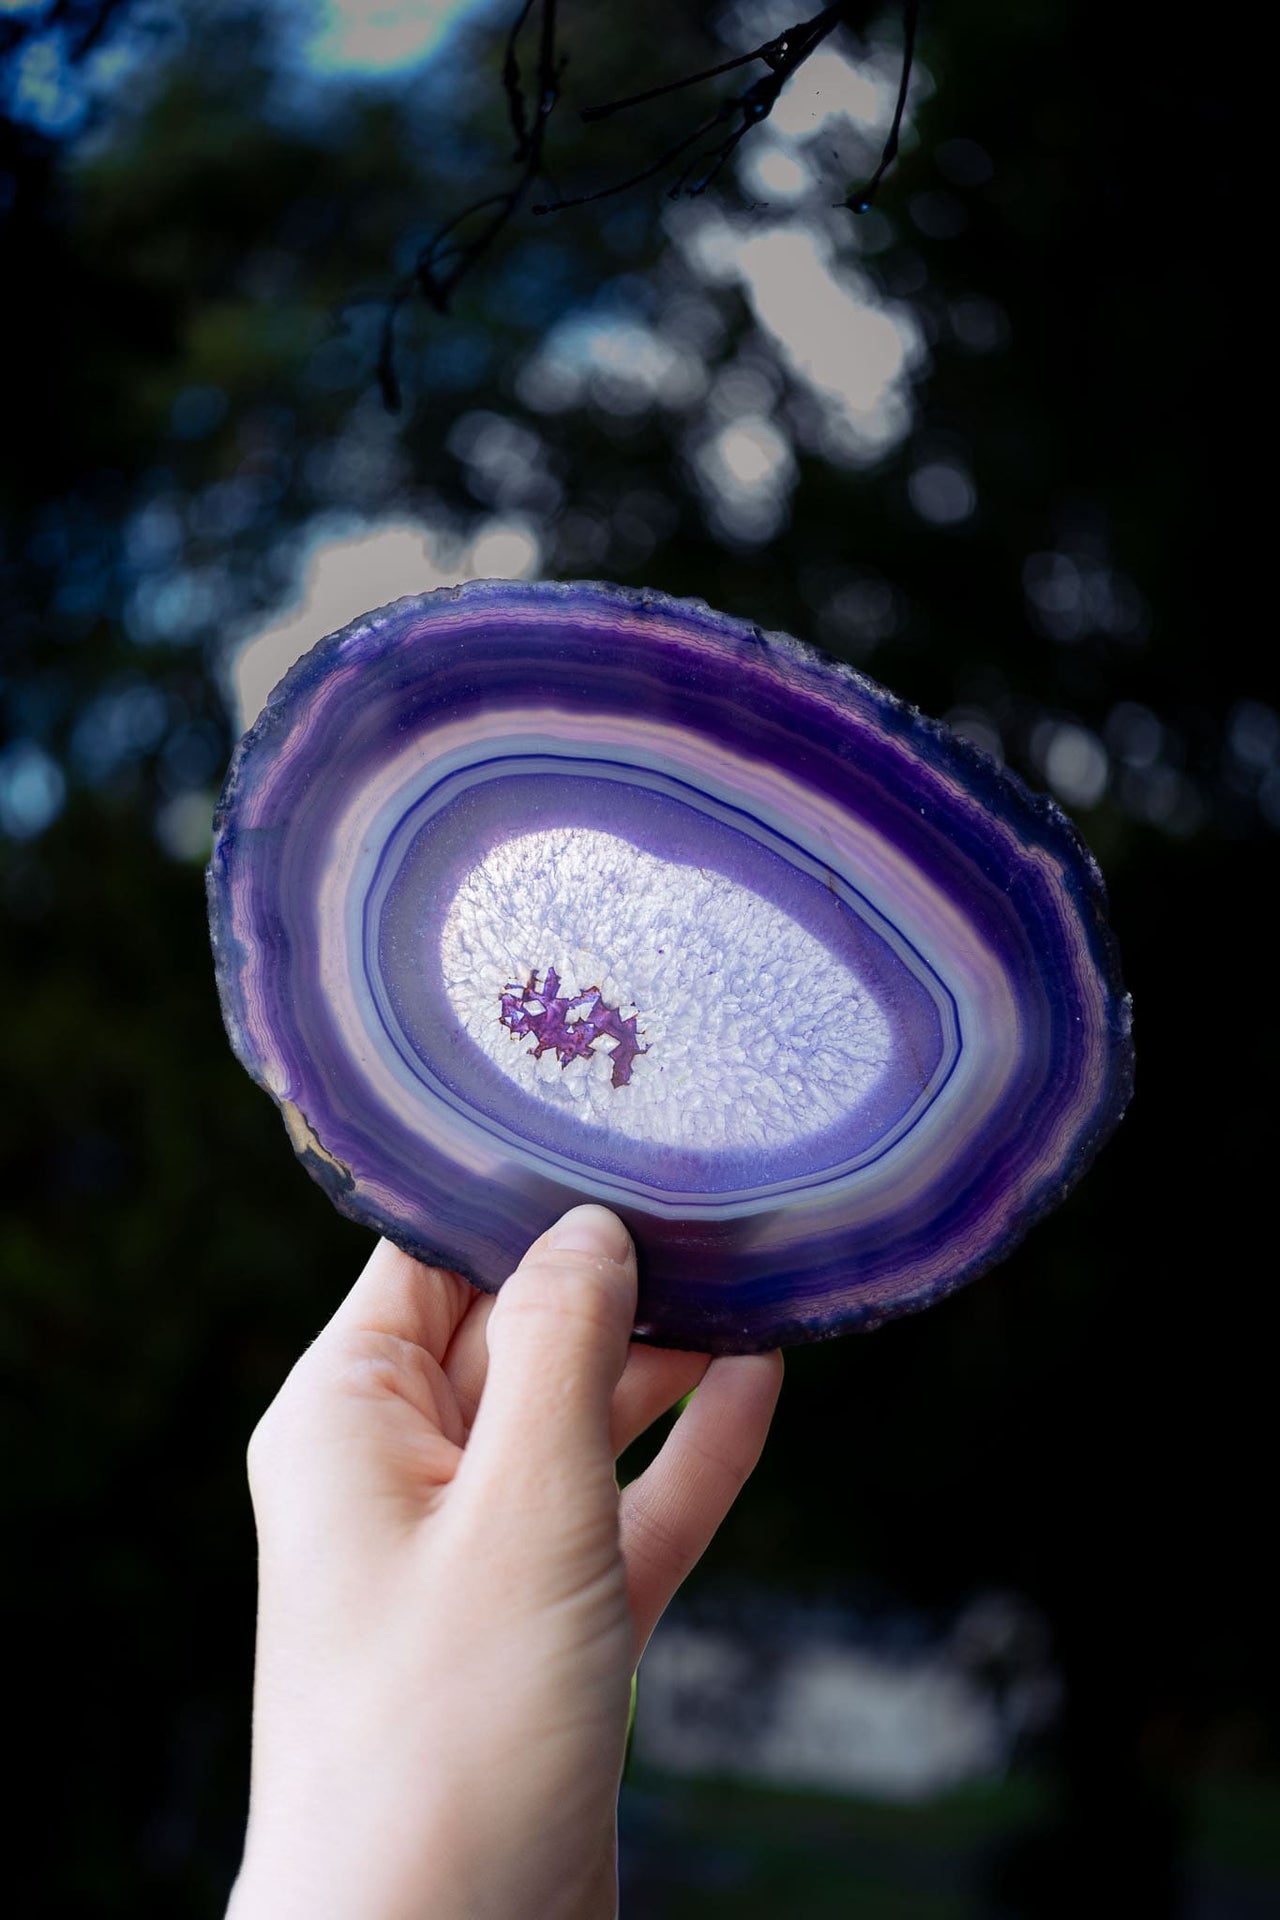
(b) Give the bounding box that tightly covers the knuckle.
[320,1330,421,1402]
[627,1488,688,1575]
[497,1257,625,1340]
[691,1426,749,1485]
[244,1406,282,1492]
[244,1331,422,1492]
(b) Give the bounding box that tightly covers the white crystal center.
[439,827,890,1152]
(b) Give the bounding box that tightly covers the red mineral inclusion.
[499,966,647,1089]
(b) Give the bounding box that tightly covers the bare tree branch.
[577,34,802,124]
[377,0,922,409]
[842,0,918,213]
[501,0,538,159]
[377,0,563,410]
[534,5,849,216]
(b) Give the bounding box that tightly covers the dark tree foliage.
[0,2,1274,1914]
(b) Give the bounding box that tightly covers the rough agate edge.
[208,579,1132,1352]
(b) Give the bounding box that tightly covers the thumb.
[459,1205,637,1496]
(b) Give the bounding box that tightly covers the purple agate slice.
[208,579,1132,1351]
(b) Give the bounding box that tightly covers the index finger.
[322,1237,481,1360]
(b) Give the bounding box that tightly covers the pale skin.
[227,1203,783,1920]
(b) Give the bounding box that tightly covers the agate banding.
[208,579,1132,1351]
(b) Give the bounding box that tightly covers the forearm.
[228,1799,620,1920]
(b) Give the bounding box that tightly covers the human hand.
[226,1204,782,1920]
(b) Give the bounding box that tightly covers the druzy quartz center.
[208,578,1132,1351]
[440,826,893,1157]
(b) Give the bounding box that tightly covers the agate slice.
[208,579,1132,1351]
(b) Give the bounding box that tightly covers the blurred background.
[1,1,1274,1913]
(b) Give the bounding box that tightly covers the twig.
[377,0,562,410]
[842,0,918,213]
[578,37,800,123]
[501,0,538,158]
[535,5,849,216]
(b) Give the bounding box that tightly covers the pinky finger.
[619,1350,783,1655]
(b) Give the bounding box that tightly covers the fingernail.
[545,1204,632,1262]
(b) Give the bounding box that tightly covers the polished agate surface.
[208,580,1132,1350]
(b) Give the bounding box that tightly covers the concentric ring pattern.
[208,579,1132,1350]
